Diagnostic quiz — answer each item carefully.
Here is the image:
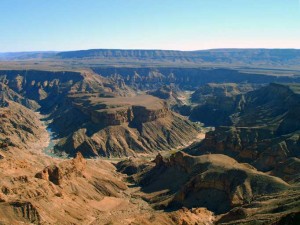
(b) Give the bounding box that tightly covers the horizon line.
[1,47,300,54]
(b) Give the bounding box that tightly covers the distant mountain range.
[0,51,57,60]
[1,48,300,68]
[56,48,300,60]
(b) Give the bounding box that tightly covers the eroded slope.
[53,94,199,157]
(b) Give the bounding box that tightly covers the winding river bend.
[42,126,207,160]
[43,127,69,158]
[43,128,57,157]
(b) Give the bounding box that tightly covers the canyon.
[0,49,299,224]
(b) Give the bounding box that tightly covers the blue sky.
[0,0,299,52]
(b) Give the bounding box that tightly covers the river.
[43,127,69,158]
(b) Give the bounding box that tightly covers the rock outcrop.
[0,100,42,150]
[186,83,300,172]
[52,94,200,157]
[116,157,153,175]
[188,126,300,171]
[0,82,40,110]
[0,149,128,224]
[191,83,258,103]
[270,157,300,183]
[0,201,41,225]
[93,67,300,90]
[188,83,259,126]
[147,85,185,107]
[35,152,86,185]
[72,94,170,126]
[119,152,299,224]
[134,152,289,214]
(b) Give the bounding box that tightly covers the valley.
[0,49,300,224]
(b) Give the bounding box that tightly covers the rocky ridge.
[0,70,199,157]
[115,151,300,224]
[186,83,300,182]
[0,100,42,150]
[135,152,289,212]
[93,67,300,90]
[53,94,199,157]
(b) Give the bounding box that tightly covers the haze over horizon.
[0,0,300,52]
[2,47,300,54]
